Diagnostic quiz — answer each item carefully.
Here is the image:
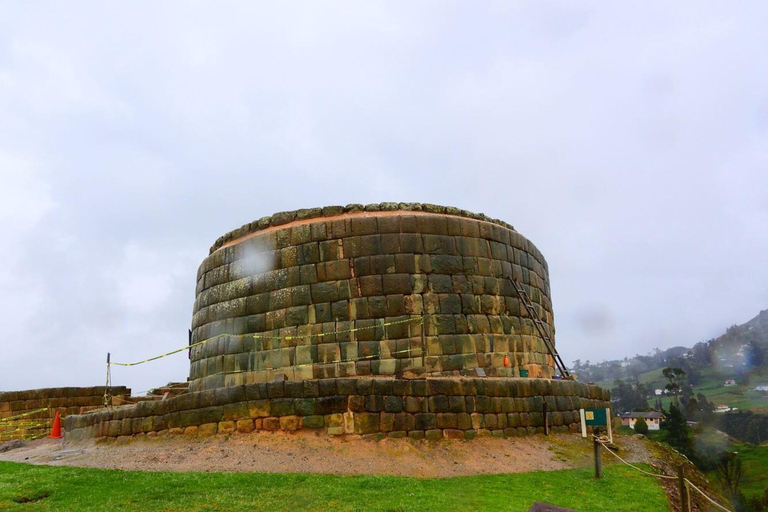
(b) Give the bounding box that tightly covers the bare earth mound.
[0,432,654,478]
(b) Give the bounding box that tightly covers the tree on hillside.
[691,341,712,366]
[746,341,765,367]
[662,367,686,408]
[612,379,650,413]
[634,415,649,435]
[661,404,692,455]
[716,452,744,509]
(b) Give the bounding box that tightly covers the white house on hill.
[619,411,664,431]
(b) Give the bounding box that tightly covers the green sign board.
[584,408,608,427]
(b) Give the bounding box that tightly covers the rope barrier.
[109,316,423,367]
[594,437,735,512]
[594,436,676,480]
[686,479,735,512]
[103,317,424,407]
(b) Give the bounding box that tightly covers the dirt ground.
[0,432,656,478]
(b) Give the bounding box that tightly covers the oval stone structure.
[64,203,612,441]
[189,203,556,391]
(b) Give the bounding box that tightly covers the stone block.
[359,276,383,296]
[382,274,412,295]
[393,413,415,431]
[218,421,236,434]
[425,429,442,441]
[443,429,465,439]
[294,398,317,416]
[370,254,395,274]
[237,419,255,433]
[414,413,436,430]
[383,396,403,413]
[316,396,347,415]
[436,413,457,429]
[428,395,450,413]
[353,412,380,434]
[302,415,324,429]
[347,395,366,412]
[262,417,280,431]
[223,402,249,422]
[248,400,270,418]
[198,423,218,436]
[199,406,224,425]
[280,416,300,431]
[270,398,294,416]
[380,412,395,432]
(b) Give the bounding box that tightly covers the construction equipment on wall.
[509,278,571,379]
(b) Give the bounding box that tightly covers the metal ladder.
[509,278,570,379]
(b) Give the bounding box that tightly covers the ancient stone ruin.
[65,203,609,440]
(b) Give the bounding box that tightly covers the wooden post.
[104,353,111,408]
[543,401,549,436]
[678,464,690,512]
[593,435,602,478]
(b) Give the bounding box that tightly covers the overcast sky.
[1,2,766,393]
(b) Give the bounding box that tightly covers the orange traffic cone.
[48,412,63,439]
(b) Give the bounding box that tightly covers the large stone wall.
[1,387,130,439]
[190,203,556,391]
[64,377,609,441]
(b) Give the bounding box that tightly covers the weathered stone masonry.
[64,377,609,440]
[63,203,611,440]
[1,387,129,439]
[190,203,557,390]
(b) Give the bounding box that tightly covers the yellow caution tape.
[110,316,423,367]
[0,408,50,423]
[211,345,424,380]
[252,317,421,341]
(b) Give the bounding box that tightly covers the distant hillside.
[573,309,768,416]
[710,309,768,363]
[573,308,768,384]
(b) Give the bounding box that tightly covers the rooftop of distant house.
[619,411,664,419]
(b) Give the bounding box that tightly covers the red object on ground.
[503,355,510,367]
[48,411,63,439]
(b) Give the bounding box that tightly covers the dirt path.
[0,432,657,478]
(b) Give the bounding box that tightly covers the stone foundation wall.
[64,378,609,441]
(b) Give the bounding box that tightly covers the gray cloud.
[1,2,767,392]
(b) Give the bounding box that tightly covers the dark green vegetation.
[0,461,670,512]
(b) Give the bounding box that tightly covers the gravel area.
[0,432,656,478]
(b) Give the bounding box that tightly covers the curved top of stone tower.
[190,203,555,391]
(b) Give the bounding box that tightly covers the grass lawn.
[0,461,670,512]
[735,443,768,498]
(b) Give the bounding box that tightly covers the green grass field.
[704,442,768,500]
[641,366,768,413]
[0,461,670,512]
